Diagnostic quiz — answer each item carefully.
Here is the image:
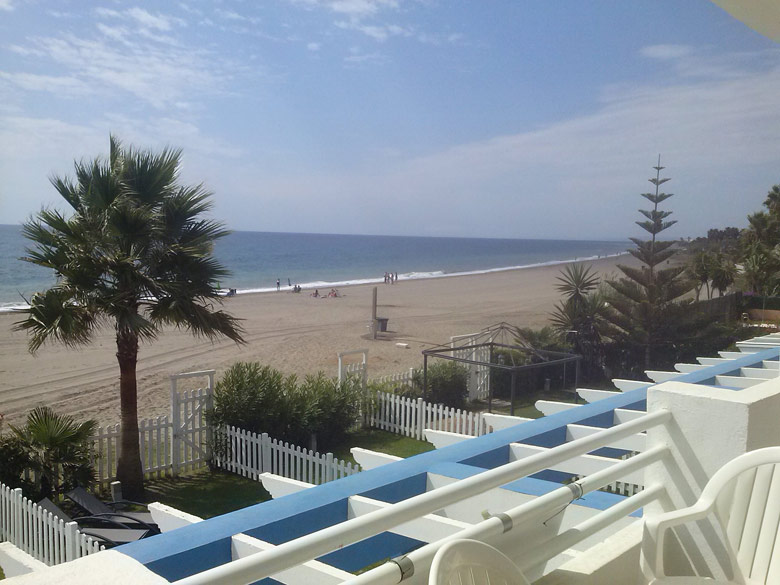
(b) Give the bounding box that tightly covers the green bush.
[299,373,363,451]
[210,362,363,451]
[0,436,35,494]
[210,363,299,438]
[411,362,469,408]
[743,295,780,311]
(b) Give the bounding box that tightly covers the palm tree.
[549,266,608,382]
[710,253,736,297]
[554,263,600,306]
[687,250,713,301]
[9,407,97,499]
[15,136,244,498]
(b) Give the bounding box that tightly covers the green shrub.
[743,295,780,311]
[299,373,363,451]
[412,362,469,408]
[210,362,363,451]
[210,363,299,438]
[0,435,35,494]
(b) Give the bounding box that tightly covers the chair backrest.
[428,539,531,585]
[713,456,780,584]
[67,486,113,515]
[37,497,73,522]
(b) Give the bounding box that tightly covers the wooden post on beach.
[371,286,378,340]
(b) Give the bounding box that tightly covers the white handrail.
[345,444,669,585]
[175,409,671,585]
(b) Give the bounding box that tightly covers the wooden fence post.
[325,452,334,482]
[261,433,271,473]
[12,488,23,547]
[205,373,214,462]
[170,379,180,477]
[416,398,425,440]
[64,521,79,562]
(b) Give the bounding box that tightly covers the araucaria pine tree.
[604,156,693,372]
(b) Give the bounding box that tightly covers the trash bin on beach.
[376,317,389,332]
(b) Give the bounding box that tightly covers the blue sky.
[1,1,779,240]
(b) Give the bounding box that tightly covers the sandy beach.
[0,255,630,426]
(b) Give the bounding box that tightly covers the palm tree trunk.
[115,330,144,499]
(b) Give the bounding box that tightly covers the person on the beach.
[312,289,319,297]
[276,278,280,291]
[287,278,291,287]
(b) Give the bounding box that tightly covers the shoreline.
[0,254,634,426]
[0,252,629,312]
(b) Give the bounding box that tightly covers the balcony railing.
[175,408,672,585]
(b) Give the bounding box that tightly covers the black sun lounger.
[37,497,153,547]
[65,486,158,529]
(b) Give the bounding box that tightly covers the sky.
[0,1,779,241]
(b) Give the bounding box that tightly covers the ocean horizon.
[0,224,629,312]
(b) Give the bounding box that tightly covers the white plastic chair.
[642,446,780,584]
[428,538,531,585]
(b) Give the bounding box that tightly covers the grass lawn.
[473,389,586,418]
[142,469,271,519]
[330,429,434,466]
[139,429,431,518]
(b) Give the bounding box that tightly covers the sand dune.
[0,255,630,426]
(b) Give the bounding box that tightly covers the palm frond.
[14,288,97,353]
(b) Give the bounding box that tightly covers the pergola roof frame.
[422,339,582,415]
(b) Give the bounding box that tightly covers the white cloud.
[126,7,175,31]
[10,31,231,109]
[291,0,398,18]
[640,44,693,60]
[336,20,411,41]
[307,42,321,51]
[214,8,261,24]
[344,45,386,64]
[95,6,183,31]
[0,72,88,96]
[0,0,14,11]
[328,0,398,18]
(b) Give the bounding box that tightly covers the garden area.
[141,428,433,519]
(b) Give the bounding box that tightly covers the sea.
[0,224,628,312]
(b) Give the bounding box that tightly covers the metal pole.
[423,354,428,401]
[575,358,580,394]
[510,370,516,417]
[371,287,378,340]
[488,344,494,413]
[563,361,566,391]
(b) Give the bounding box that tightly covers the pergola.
[421,322,582,415]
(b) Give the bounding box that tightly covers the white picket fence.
[370,391,488,441]
[372,368,415,388]
[88,379,212,489]
[570,452,643,496]
[0,483,103,566]
[213,426,360,484]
